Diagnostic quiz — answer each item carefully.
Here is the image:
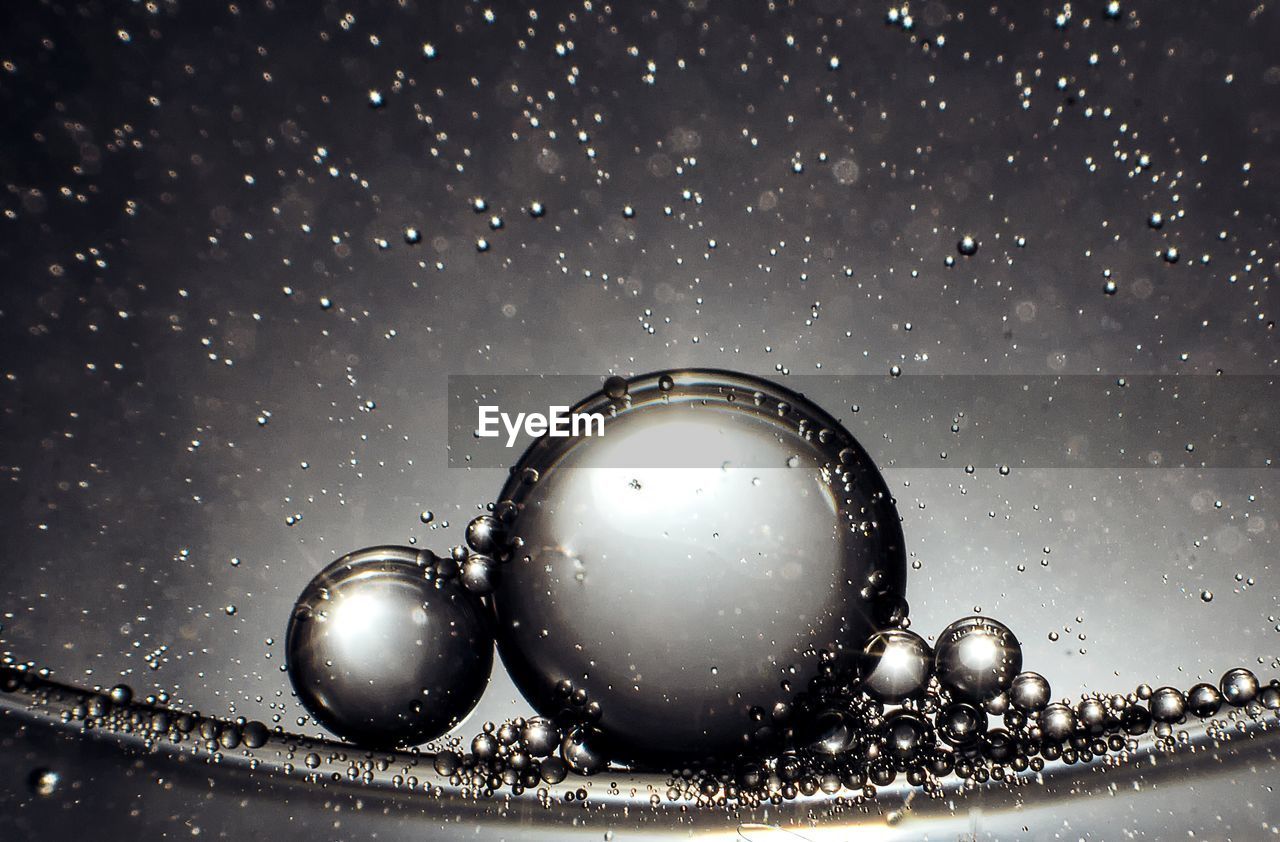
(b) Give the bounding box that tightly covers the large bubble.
[489,370,906,763]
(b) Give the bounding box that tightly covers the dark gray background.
[0,0,1277,837]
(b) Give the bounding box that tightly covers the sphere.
[1075,698,1108,736]
[1260,685,1280,711]
[561,725,608,775]
[1121,704,1152,736]
[1009,671,1051,712]
[806,709,858,756]
[859,629,932,704]
[1220,668,1259,707]
[471,732,498,760]
[539,757,568,784]
[935,702,987,747]
[460,554,498,595]
[286,546,494,747]
[465,515,506,556]
[489,370,906,763]
[1038,703,1076,743]
[1149,687,1187,723]
[980,728,1015,763]
[521,717,561,757]
[880,710,932,764]
[1186,683,1222,718]
[933,616,1022,702]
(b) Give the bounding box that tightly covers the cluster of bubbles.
[269,371,1280,805]
[415,605,1279,805]
[2,598,1277,808]
[275,530,1280,804]
[0,667,272,764]
[9,369,1273,809]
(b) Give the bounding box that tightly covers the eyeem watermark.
[476,405,605,447]
[449,373,1280,468]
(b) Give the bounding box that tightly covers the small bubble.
[957,236,978,256]
[28,769,59,796]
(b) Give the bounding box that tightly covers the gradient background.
[1,0,1277,837]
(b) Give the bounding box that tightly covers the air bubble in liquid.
[489,370,906,763]
[285,546,494,747]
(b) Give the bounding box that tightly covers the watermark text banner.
[447,374,1279,469]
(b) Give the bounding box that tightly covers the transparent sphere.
[935,701,987,747]
[1219,668,1259,707]
[933,616,1022,702]
[1008,671,1052,712]
[490,370,907,763]
[286,546,494,748]
[859,629,932,704]
[880,710,932,763]
[1186,682,1222,718]
[1149,686,1187,723]
[1038,702,1076,742]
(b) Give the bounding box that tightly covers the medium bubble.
[1149,687,1187,722]
[936,702,986,747]
[934,616,1022,702]
[1038,703,1076,742]
[1220,668,1259,707]
[561,726,608,775]
[859,629,931,704]
[285,546,494,747]
[1186,683,1222,718]
[1009,671,1051,712]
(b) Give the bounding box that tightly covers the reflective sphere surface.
[859,629,932,704]
[286,546,494,748]
[933,616,1023,702]
[490,370,907,762]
